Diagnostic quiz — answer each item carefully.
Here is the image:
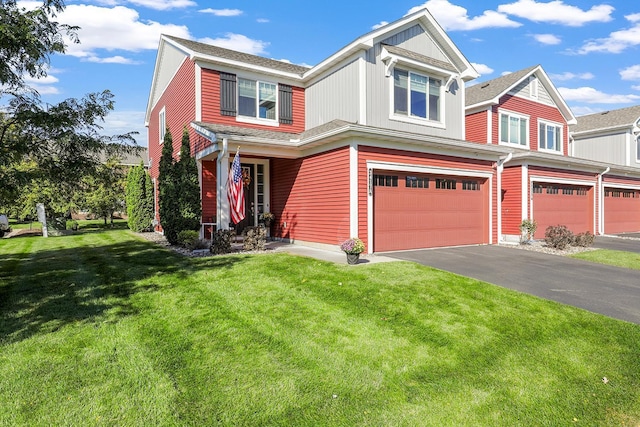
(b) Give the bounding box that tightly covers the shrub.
[211,230,234,255]
[519,219,537,243]
[177,230,200,250]
[125,162,154,232]
[243,226,267,251]
[544,225,574,250]
[574,231,595,247]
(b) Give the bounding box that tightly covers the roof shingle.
[572,105,640,133]
[465,65,538,107]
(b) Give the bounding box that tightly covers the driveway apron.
[387,245,640,325]
[593,236,640,253]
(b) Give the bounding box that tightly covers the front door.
[234,164,255,234]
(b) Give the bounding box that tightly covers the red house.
[465,65,640,240]
[145,9,514,253]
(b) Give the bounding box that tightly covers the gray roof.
[164,35,311,76]
[382,43,457,73]
[572,105,640,133]
[465,65,538,107]
[192,120,353,143]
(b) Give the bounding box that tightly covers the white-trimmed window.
[159,107,166,144]
[499,111,529,147]
[393,69,442,122]
[538,120,562,153]
[636,136,640,162]
[238,78,277,120]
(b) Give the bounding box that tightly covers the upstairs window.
[499,112,528,147]
[159,107,166,143]
[393,69,441,122]
[220,73,293,125]
[239,78,277,120]
[539,121,562,153]
[636,136,640,162]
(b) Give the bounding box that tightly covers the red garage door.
[604,189,640,234]
[373,171,488,252]
[532,183,593,239]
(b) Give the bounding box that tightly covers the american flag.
[227,150,245,224]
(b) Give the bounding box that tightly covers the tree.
[0,1,138,218]
[158,129,180,244]
[82,158,126,225]
[177,127,201,232]
[125,162,154,232]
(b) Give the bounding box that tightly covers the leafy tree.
[158,129,180,244]
[125,162,154,232]
[177,127,201,232]
[82,158,126,225]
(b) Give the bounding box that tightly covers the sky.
[21,0,640,146]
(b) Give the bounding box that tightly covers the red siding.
[201,68,305,134]
[148,57,197,228]
[465,110,489,144]
[271,147,350,245]
[529,166,597,183]
[201,160,217,223]
[358,146,495,252]
[501,166,522,235]
[495,95,569,155]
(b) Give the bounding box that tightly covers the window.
[238,78,276,120]
[393,69,441,122]
[539,121,562,152]
[562,188,574,195]
[374,175,398,187]
[546,186,559,195]
[499,112,528,146]
[636,136,640,162]
[533,184,543,194]
[435,178,456,190]
[462,181,479,191]
[220,73,293,124]
[159,107,166,143]
[406,176,429,188]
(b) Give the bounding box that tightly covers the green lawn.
[1,230,640,426]
[571,249,640,270]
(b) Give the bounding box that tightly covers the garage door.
[604,188,640,234]
[532,183,593,239]
[373,171,488,252]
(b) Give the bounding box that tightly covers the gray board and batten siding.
[572,132,633,166]
[510,75,554,106]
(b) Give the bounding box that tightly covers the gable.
[509,75,554,106]
[147,41,190,123]
[381,24,450,65]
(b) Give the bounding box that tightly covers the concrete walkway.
[386,245,640,325]
[265,241,399,265]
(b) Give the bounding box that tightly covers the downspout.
[216,137,229,230]
[497,152,513,243]
[598,166,610,235]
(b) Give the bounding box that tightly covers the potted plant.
[340,237,364,265]
[260,212,275,227]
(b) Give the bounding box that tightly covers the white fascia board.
[191,54,304,81]
[380,46,456,79]
[571,124,632,138]
[465,99,500,113]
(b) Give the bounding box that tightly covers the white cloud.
[558,86,640,104]
[576,14,640,54]
[256,18,269,23]
[501,71,513,76]
[407,0,521,31]
[620,65,640,81]
[85,55,141,64]
[24,74,60,95]
[498,0,613,26]
[532,33,561,45]
[471,63,493,76]
[372,21,389,30]
[548,72,594,81]
[59,5,191,59]
[199,8,243,17]
[103,110,147,146]
[633,85,640,91]
[126,0,196,10]
[198,33,269,55]
[571,106,603,116]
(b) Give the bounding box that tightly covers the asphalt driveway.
[387,245,640,325]
[594,235,640,253]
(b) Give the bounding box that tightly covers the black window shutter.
[279,84,293,124]
[220,72,237,116]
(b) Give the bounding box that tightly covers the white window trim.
[529,76,538,99]
[635,135,640,164]
[498,109,530,148]
[159,107,166,144]
[388,67,446,129]
[537,119,563,154]
[237,77,279,124]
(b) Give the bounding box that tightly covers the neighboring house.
[145,8,517,253]
[570,106,640,233]
[466,66,640,238]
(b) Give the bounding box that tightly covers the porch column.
[217,138,230,230]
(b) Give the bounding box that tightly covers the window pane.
[519,118,527,146]
[428,79,440,121]
[259,82,276,119]
[394,70,408,115]
[555,126,562,151]
[410,73,427,118]
[539,123,546,149]
[547,125,555,150]
[238,78,256,117]
[637,137,640,161]
[509,117,520,144]
[500,114,508,143]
